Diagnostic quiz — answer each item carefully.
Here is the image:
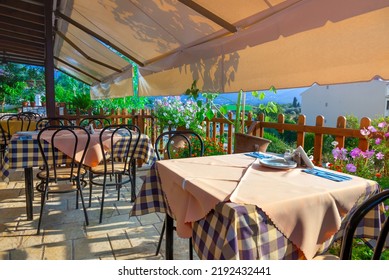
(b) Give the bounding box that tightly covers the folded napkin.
[302,168,352,182]
[245,152,273,159]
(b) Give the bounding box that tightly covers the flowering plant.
[153,96,205,134]
[327,122,389,180]
[174,137,227,158]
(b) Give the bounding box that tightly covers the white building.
[300,80,389,126]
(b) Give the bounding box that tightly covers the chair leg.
[88,172,93,208]
[99,177,107,224]
[130,161,136,202]
[77,180,89,226]
[189,238,193,260]
[117,174,122,201]
[75,185,79,209]
[156,218,166,256]
[37,183,49,235]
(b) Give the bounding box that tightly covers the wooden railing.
[59,108,372,164]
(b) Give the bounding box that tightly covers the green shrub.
[174,136,227,158]
[263,132,293,154]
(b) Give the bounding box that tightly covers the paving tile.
[0,251,10,260]
[43,240,72,260]
[10,245,43,260]
[73,234,112,260]
[0,235,22,251]
[137,213,162,226]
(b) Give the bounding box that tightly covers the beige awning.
[55,0,389,98]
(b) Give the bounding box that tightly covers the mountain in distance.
[213,87,308,106]
[149,87,309,107]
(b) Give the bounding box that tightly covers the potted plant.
[153,96,205,135]
[40,95,46,106]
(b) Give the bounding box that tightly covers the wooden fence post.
[335,116,347,148]
[257,113,265,137]
[358,117,371,151]
[313,115,324,164]
[296,115,306,148]
[277,114,285,134]
[227,112,233,154]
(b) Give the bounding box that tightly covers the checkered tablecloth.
[0,133,155,183]
[131,164,384,260]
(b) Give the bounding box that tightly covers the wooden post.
[296,115,306,148]
[335,116,347,148]
[277,114,285,134]
[44,0,55,118]
[313,116,324,164]
[358,117,371,151]
[257,113,265,137]
[227,112,233,154]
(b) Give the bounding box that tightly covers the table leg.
[131,158,136,202]
[24,167,34,220]
[165,215,174,260]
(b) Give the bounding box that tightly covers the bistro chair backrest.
[99,124,141,174]
[37,125,90,182]
[339,189,389,260]
[6,114,24,139]
[79,117,111,129]
[0,124,7,159]
[36,117,71,130]
[154,130,204,160]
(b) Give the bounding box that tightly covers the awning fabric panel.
[91,71,134,100]
[56,0,389,97]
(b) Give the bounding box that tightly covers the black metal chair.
[0,124,7,159]
[36,125,90,234]
[339,188,389,259]
[314,189,389,260]
[36,117,70,130]
[79,117,111,129]
[88,124,140,223]
[154,130,204,259]
[5,114,24,139]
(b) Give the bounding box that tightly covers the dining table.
[0,119,37,141]
[0,128,156,221]
[131,153,385,260]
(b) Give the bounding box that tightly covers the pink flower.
[350,148,362,158]
[360,128,370,136]
[375,138,382,145]
[368,126,377,133]
[346,163,357,173]
[378,122,387,128]
[376,152,385,160]
[361,150,375,159]
[385,133,389,139]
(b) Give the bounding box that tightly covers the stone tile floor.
[0,165,196,260]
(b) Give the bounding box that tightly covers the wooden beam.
[5,57,44,66]
[55,56,102,82]
[0,29,45,44]
[0,23,44,39]
[5,51,44,60]
[178,0,237,33]
[0,35,44,48]
[55,67,92,86]
[0,0,45,15]
[0,43,44,56]
[55,11,144,67]
[56,31,123,73]
[0,40,44,52]
[0,15,43,31]
[45,0,56,118]
[0,6,44,25]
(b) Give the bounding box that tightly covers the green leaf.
[259,92,266,100]
[206,109,215,120]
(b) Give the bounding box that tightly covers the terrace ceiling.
[1,0,389,99]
